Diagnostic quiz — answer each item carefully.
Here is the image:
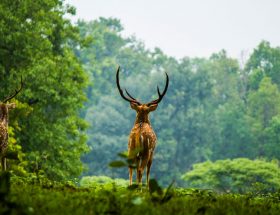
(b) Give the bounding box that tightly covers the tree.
[0,0,88,180]
[212,100,256,159]
[246,41,280,89]
[263,115,280,160]
[247,77,280,128]
[208,51,256,159]
[182,158,280,193]
[77,18,280,185]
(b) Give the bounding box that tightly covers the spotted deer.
[0,78,23,171]
[116,66,169,187]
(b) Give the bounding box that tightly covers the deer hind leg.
[136,157,141,185]
[129,167,133,186]
[146,152,153,189]
[138,148,150,187]
[138,158,149,187]
[137,166,143,186]
[137,169,141,185]
[128,136,137,185]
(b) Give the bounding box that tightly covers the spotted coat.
[0,103,15,171]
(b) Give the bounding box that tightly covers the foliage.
[2,0,280,193]
[76,17,280,186]
[182,158,280,193]
[246,41,280,89]
[80,175,129,189]
[264,115,280,158]
[0,0,88,180]
[1,173,280,215]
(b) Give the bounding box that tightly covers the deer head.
[0,77,23,125]
[116,66,169,123]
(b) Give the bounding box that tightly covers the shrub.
[182,158,280,193]
[80,176,129,189]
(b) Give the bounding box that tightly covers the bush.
[80,176,129,189]
[182,158,280,193]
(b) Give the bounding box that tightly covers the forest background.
[1,0,280,192]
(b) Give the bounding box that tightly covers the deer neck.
[134,112,151,126]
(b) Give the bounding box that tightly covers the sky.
[65,0,280,60]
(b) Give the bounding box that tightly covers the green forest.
[1,0,280,214]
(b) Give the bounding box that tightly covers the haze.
[66,0,280,59]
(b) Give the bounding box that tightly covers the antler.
[147,72,169,106]
[2,76,23,103]
[116,66,141,105]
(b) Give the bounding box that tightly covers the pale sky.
[65,0,280,59]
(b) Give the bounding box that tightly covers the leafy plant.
[182,158,280,193]
[80,175,129,189]
[3,176,280,215]
[149,179,175,204]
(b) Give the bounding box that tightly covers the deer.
[0,77,23,171]
[116,66,169,188]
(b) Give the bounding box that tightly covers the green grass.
[1,174,280,215]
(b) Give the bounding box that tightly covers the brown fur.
[128,103,158,187]
[0,103,16,171]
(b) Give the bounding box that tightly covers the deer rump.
[128,123,156,167]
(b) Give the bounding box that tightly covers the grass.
[1,173,280,215]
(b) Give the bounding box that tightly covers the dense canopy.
[1,1,280,188]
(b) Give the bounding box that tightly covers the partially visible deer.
[116,66,169,188]
[0,77,23,171]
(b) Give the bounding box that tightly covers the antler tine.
[116,66,141,105]
[2,76,24,103]
[157,86,161,97]
[125,89,137,100]
[147,72,169,106]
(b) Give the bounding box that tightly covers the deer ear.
[7,103,16,109]
[148,104,158,112]
[130,102,139,110]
